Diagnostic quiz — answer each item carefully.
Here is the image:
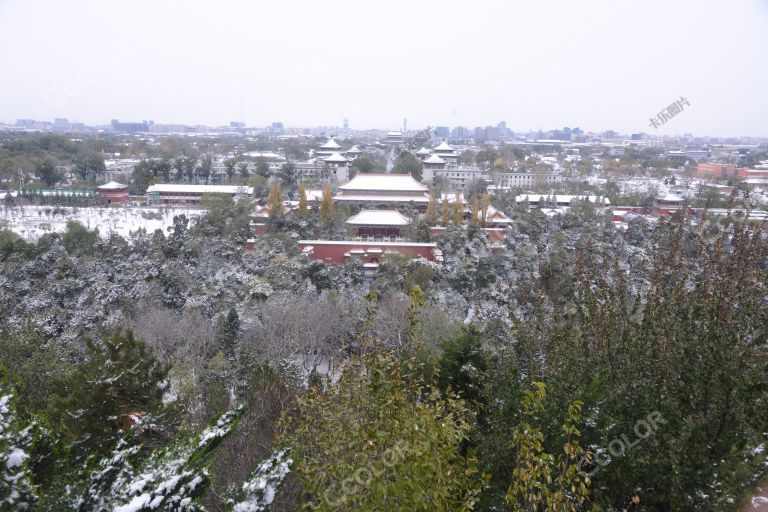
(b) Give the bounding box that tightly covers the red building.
[298,240,441,265]
[345,209,411,241]
[96,181,130,204]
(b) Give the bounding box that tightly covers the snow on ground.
[0,205,205,241]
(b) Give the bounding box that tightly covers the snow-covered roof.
[97,181,128,190]
[242,151,285,160]
[433,140,454,152]
[319,137,341,150]
[423,155,446,164]
[324,152,348,163]
[345,209,411,226]
[304,189,324,201]
[416,146,432,155]
[656,193,683,202]
[346,145,362,154]
[334,194,430,203]
[146,184,254,195]
[338,173,429,192]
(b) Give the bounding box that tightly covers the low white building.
[146,184,254,206]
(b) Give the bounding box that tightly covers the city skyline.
[1,0,767,136]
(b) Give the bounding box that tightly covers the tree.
[505,382,593,511]
[425,194,438,225]
[481,192,490,226]
[319,183,333,222]
[0,368,37,511]
[61,220,99,256]
[441,200,450,226]
[218,307,240,362]
[297,182,308,218]
[453,195,464,225]
[471,196,480,226]
[225,159,237,182]
[198,156,212,184]
[351,156,375,174]
[36,159,59,187]
[267,182,283,219]
[48,330,168,461]
[256,159,270,179]
[392,153,423,181]
[238,162,250,179]
[280,351,482,511]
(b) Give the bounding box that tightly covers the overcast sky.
[1,0,767,136]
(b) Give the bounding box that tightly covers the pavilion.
[345,209,411,242]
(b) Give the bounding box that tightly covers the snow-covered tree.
[74,407,244,511]
[0,377,37,511]
[225,448,292,512]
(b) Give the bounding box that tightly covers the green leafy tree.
[392,153,423,181]
[36,159,59,187]
[505,382,593,512]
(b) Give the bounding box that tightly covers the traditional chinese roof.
[97,181,128,190]
[324,152,348,163]
[433,140,454,152]
[346,145,362,154]
[345,209,412,226]
[338,173,429,193]
[415,146,432,155]
[423,155,446,164]
[319,137,341,150]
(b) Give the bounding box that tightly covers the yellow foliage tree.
[298,182,308,218]
[267,182,283,219]
[481,192,490,227]
[453,195,464,225]
[471,196,480,226]
[441,200,450,227]
[320,182,334,222]
[425,194,438,226]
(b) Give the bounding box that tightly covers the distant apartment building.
[609,146,625,157]
[496,172,559,189]
[424,167,486,189]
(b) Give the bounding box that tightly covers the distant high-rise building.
[434,126,450,138]
[15,119,36,127]
[343,118,349,130]
[474,127,485,142]
[270,122,284,134]
[497,121,507,139]
[451,126,470,138]
[111,119,150,134]
[403,118,407,133]
[53,118,70,132]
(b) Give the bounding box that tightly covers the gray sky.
[1,0,767,136]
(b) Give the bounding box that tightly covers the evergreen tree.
[0,369,37,511]
[218,308,240,363]
[48,330,169,462]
